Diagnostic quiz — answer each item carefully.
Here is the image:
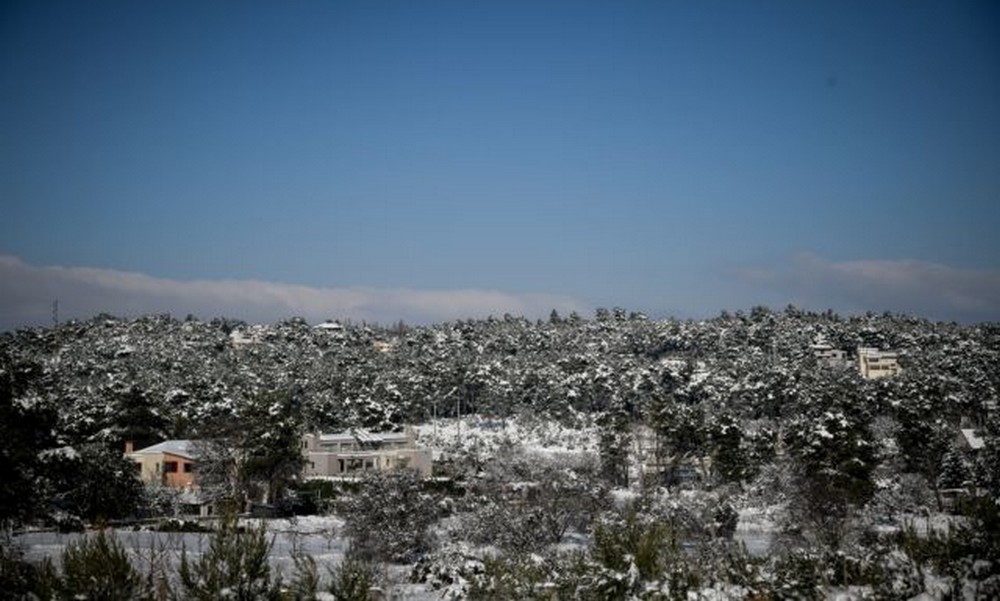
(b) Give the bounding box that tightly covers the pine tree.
[598,400,632,488]
[178,516,282,600]
[785,408,878,551]
[59,531,145,601]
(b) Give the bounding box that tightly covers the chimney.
[125,440,134,454]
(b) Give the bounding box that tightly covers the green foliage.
[112,384,168,452]
[196,390,307,509]
[0,534,58,601]
[784,408,878,550]
[284,548,320,600]
[56,443,147,523]
[59,530,145,601]
[894,496,1000,591]
[767,550,824,600]
[2,362,143,526]
[178,516,282,601]
[466,554,559,600]
[240,391,307,504]
[327,558,378,601]
[592,510,675,582]
[597,403,632,487]
[339,469,439,563]
[468,454,609,553]
[0,362,60,525]
[707,412,747,484]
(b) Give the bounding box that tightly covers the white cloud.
[737,252,1000,323]
[0,255,588,330]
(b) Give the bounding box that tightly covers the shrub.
[338,470,439,563]
[328,558,379,601]
[592,510,675,582]
[285,549,320,600]
[767,550,824,600]
[0,534,58,601]
[59,530,145,601]
[466,553,558,601]
[177,516,282,600]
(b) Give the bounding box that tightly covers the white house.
[857,347,902,379]
[302,428,432,478]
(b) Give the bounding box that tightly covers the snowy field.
[15,516,445,599]
[16,515,348,576]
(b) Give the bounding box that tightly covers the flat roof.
[317,429,409,444]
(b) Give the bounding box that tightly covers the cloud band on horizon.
[737,252,1000,324]
[0,255,589,330]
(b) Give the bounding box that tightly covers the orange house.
[126,440,199,488]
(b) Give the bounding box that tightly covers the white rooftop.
[318,429,409,444]
[960,429,985,451]
[858,346,898,357]
[130,440,199,459]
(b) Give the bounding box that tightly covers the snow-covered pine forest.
[2,306,999,599]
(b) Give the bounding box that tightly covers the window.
[183,463,195,473]
[164,461,178,473]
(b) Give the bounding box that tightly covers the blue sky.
[2,1,999,328]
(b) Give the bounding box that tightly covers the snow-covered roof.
[960,429,985,451]
[130,440,199,459]
[318,429,408,444]
[315,321,344,330]
[857,346,898,358]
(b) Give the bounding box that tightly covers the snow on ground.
[16,517,349,579]
[14,517,450,599]
[245,513,344,536]
[735,505,779,557]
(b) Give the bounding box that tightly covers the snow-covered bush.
[327,557,380,601]
[410,545,486,599]
[338,469,440,563]
[463,452,609,553]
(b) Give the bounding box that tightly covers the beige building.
[857,347,902,379]
[302,429,432,478]
[126,440,199,488]
[810,343,848,365]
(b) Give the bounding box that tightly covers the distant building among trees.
[856,346,902,379]
[302,428,433,478]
